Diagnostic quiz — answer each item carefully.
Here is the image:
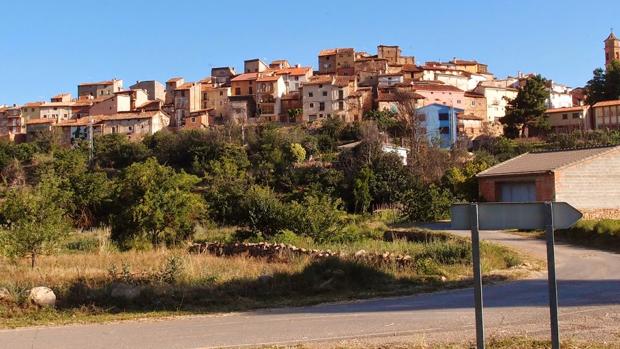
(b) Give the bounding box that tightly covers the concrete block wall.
[555,148,620,209]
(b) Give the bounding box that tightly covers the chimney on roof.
[296,64,300,68]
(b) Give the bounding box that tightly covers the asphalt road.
[1,228,619,348]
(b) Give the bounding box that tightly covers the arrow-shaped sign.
[451,202,582,230]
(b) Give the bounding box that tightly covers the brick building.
[477,146,620,218]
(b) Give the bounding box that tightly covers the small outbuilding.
[477,145,620,219]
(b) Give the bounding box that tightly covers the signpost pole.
[470,203,485,349]
[545,202,560,349]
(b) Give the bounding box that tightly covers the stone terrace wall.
[189,242,416,268]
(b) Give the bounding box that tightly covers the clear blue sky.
[1,0,619,105]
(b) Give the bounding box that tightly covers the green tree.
[36,149,113,228]
[110,158,205,247]
[288,194,346,243]
[586,68,609,105]
[203,158,252,225]
[0,178,70,268]
[286,143,306,164]
[501,75,550,138]
[352,166,373,213]
[94,133,150,170]
[585,61,620,105]
[442,156,493,202]
[240,185,289,237]
[401,184,453,222]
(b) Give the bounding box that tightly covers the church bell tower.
[605,30,620,67]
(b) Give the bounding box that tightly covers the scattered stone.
[0,287,12,302]
[441,276,448,282]
[28,287,56,307]
[354,249,367,257]
[110,283,141,301]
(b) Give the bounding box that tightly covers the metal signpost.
[451,202,583,349]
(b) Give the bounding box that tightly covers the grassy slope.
[0,223,535,328]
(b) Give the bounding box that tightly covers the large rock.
[28,287,56,307]
[110,283,141,301]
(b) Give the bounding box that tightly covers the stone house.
[211,67,237,85]
[276,66,312,93]
[244,59,268,73]
[545,106,590,133]
[377,45,415,65]
[477,146,620,218]
[591,100,620,129]
[318,48,355,75]
[301,75,357,122]
[473,82,518,123]
[464,91,487,121]
[54,111,170,145]
[201,84,231,119]
[129,80,165,101]
[0,106,25,141]
[256,74,286,122]
[413,82,466,111]
[77,79,123,98]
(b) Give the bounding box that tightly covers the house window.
[235,87,241,95]
[439,126,450,134]
[319,102,325,111]
[128,126,133,132]
[562,113,568,120]
[319,84,323,88]
[338,101,344,110]
[295,76,299,81]
[339,89,344,99]
[309,92,313,97]
[248,87,253,94]
[572,113,580,119]
[191,117,196,122]
[219,91,223,96]
[322,91,327,97]
[438,112,450,121]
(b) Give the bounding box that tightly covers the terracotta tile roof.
[477,146,620,177]
[450,59,481,65]
[52,93,71,99]
[167,77,183,83]
[303,75,334,86]
[593,100,620,108]
[27,118,56,125]
[464,91,486,98]
[23,102,44,107]
[318,48,354,56]
[78,80,117,86]
[333,76,354,87]
[412,83,463,92]
[40,101,75,108]
[231,73,259,82]
[55,116,98,127]
[256,75,281,82]
[545,106,588,113]
[276,67,312,76]
[175,83,194,90]
[401,64,423,72]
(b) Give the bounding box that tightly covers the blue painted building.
[415,103,462,149]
